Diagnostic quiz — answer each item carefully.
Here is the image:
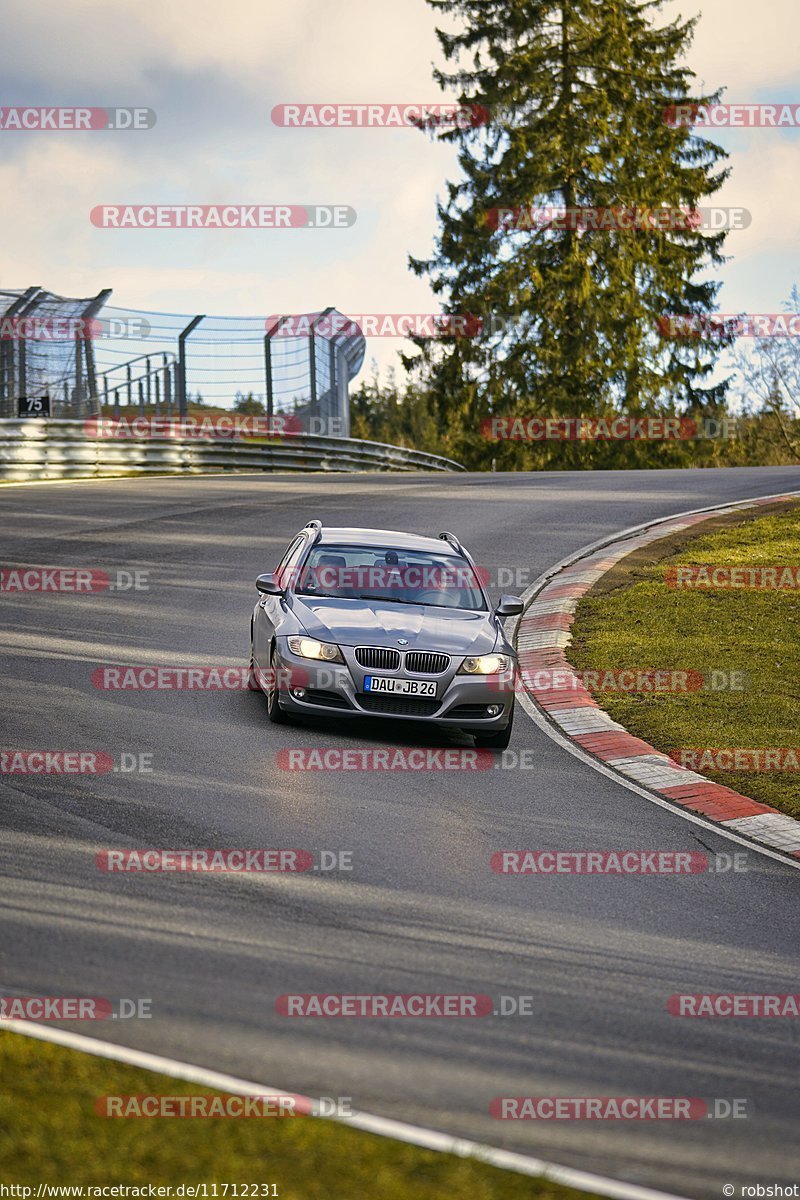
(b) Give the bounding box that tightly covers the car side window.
[276,536,307,589]
[275,536,303,572]
[274,536,304,583]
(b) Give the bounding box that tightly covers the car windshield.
[292,544,488,611]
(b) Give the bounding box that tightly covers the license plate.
[364,676,437,697]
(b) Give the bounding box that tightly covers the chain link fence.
[0,288,366,436]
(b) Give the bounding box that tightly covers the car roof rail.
[438,530,465,556]
[304,519,323,545]
[438,530,482,578]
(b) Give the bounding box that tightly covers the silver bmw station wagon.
[249,522,523,748]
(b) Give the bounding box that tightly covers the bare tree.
[734,285,800,462]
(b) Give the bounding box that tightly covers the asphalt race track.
[1,466,798,1199]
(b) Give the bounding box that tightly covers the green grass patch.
[569,502,800,819]
[0,1031,597,1199]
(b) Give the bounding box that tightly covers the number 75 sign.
[17,394,50,416]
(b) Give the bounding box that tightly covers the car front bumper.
[270,641,516,730]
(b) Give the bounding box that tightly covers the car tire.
[266,644,289,724]
[248,647,261,691]
[473,703,513,750]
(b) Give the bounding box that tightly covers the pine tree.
[409,0,732,458]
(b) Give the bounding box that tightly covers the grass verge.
[569,501,800,819]
[0,1031,598,1200]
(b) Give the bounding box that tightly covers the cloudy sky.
[1,0,798,382]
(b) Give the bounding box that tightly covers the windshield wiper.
[297,590,484,611]
[349,593,483,610]
[295,590,345,599]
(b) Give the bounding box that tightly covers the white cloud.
[663,0,799,94]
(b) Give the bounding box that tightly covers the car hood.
[292,597,500,656]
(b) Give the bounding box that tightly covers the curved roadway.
[1,466,798,1198]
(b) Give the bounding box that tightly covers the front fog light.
[458,653,510,675]
[487,704,502,716]
[287,636,343,663]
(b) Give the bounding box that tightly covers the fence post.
[264,316,291,423]
[0,287,40,416]
[328,333,339,435]
[80,288,113,416]
[177,315,204,417]
[15,290,46,414]
[328,332,351,438]
[309,307,334,416]
[163,355,172,416]
[74,337,85,414]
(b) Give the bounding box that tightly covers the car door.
[253,534,306,670]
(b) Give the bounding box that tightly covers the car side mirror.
[496,594,524,617]
[256,572,284,596]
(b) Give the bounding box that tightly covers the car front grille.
[356,694,440,717]
[355,647,401,671]
[405,651,450,675]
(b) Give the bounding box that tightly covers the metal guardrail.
[0,420,465,480]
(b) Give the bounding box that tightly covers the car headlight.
[287,636,343,663]
[458,653,511,675]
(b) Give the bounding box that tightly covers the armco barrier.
[0,420,464,480]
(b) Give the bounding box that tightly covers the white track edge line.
[0,1019,688,1200]
[508,488,800,872]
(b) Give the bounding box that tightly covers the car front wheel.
[266,645,289,724]
[248,646,261,691]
